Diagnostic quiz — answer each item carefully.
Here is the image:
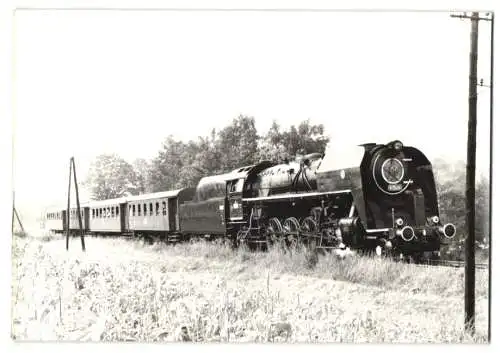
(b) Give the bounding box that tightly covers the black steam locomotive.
[178,140,456,260]
[46,140,455,260]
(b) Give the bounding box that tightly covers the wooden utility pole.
[72,158,86,251]
[12,191,15,235]
[487,13,493,343]
[12,190,25,235]
[450,11,493,336]
[66,157,86,252]
[66,158,72,250]
[465,11,479,335]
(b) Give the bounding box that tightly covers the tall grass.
[11,235,489,343]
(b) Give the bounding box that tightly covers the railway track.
[62,232,489,271]
[414,259,489,270]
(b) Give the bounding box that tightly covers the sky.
[12,9,493,225]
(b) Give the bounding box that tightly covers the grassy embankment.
[11,232,489,343]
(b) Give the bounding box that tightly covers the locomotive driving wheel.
[301,216,317,232]
[301,216,319,249]
[283,217,301,250]
[266,217,285,250]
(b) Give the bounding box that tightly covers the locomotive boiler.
[252,152,324,197]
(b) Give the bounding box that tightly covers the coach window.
[144,203,147,216]
[111,207,115,218]
[138,204,141,216]
[162,201,167,215]
[116,206,119,216]
[132,204,136,216]
[149,203,153,216]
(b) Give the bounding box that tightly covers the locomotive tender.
[45,140,456,260]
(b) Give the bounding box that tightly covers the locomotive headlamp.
[395,218,404,227]
[393,141,403,150]
[431,216,440,224]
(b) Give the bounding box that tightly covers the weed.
[10,234,489,342]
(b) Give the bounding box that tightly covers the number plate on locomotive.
[388,184,403,192]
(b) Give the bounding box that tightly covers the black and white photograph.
[5,1,495,345]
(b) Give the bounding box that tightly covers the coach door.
[120,203,127,232]
[168,198,177,231]
[62,210,67,231]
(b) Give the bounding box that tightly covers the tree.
[148,136,187,192]
[258,119,330,162]
[132,158,151,194]
[216,115,259,171]
[434,159,490,246]
[85,154,143,200]
[177,134,222,187]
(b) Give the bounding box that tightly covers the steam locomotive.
[45,140,456,260]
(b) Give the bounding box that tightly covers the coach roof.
[125,189,185,202]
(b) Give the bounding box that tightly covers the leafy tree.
[85,154,142,200]
[216,115,259,171]
[132,158,152,194]
[434,159,490,250]
[148,136,187,192]
[178,134,222,187]
[146,116,331,194]
[258,121,289,162]
[258,119,330,162]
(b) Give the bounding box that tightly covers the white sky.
[12,9,493,217]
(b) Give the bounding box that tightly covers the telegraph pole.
[465,12,478,334]
[487,12,493,343]
[72,158,86,252]
[66,158,72,250]
[450,11,493,336]
[66,157,86,252]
